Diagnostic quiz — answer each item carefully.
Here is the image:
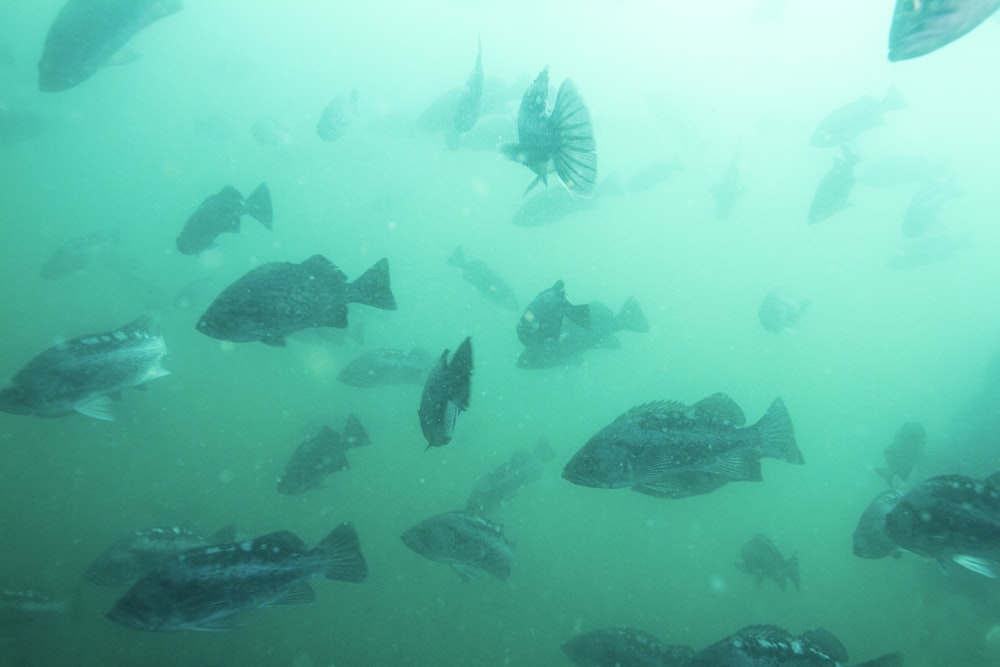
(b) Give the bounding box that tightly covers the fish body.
[337,348,432,388]
[107,522,367,632]
[888,0,1000,61]
[39,231,119,279]
[196,255,396,346]
[875,421,925,486]
[808,146,859,224]
[511,185,596,226]
[738,534,800,592]
[451,39,484,136]
[901,179,959,239]
[418,337,473,447]
[465,438,555,515]
[0,315,168,420]
[810,87,904,147]
[447,246,519,311]
[561,627,694,667]
[563,394,803,498]
[400,511,513,581]
[517,280,590,348]
[251,116,292,147]
[758,288,809,333]
[853,490,904,560]
[277,415,371,495]
[176,183,272,255]
[316,89,358,141]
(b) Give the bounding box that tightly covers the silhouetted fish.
[277,414,371,495]
[516,280,589,348]
[176,183,272,255]
[758,288,809,333]
[737,534,800,592]
[810,87,904,147]
[419,337,472,447]
[465,438,555,515]
[901,179,959,239]
[447,246,518,312]
[562,627,693,667]
[316,90,358,141]
[401,511,513,582]
[888,0,1000,62]
[875,421,925,487]
[447,38,483,147]
[338,348,432,388]
[808,146,859,224]
[39,231,119,279]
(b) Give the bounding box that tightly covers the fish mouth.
[561,465,602,488]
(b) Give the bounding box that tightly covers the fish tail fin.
[614,297,649,333]
[342,413,372,448]
[348,257,397,310]
[446,246,466,268]
[786,553,800,592]
[880,85,906,112]
[754,397,803,464]
[854,653,904,667]
[549,79,597,196]
[315,522,368,582]
[244,183,273,229]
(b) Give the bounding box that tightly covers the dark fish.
[337,348,432,388]
[625,158,681,194]
[418,337,473,447]
[446,246,519,312]
[737,534,800,592]
[196,255,396,347]
[810,87,904,147]
[498,67,597,196]
[511,185,597,227]
[400,510,513,582]
[857,155,949,188]
[853,489,904,560]
[888,0,1000,62]
[251,116,292,147]
[38,0,182,92]
[83,524,237,586]
[171,277,220,311]
[563,394,803,499]
[758,288,809,333]
[687,624,902,667]
[107,522,367,632]
[39,230,119,279]
[901,179,959,239]
[884,472,1000,577]
[562,627,694,667]
[0,582,69,615]
[0,314,169,420]
[886,233,968,269]
[176,183,272,255]
[448,38,484,144]
[277,414,371,495]
[712,151,744,220]
[875,422,925,486]
[465,438,555,515]
[316,89,358,141]
[516,280,590,348]
[808,146,859,224]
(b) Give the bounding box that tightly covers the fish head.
[562,436,638,489]
[106,579,172,631]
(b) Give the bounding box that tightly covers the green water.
[3,1,1000,665]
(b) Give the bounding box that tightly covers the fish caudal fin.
[786,554,801,592]
[342,413,372,448]
[754,397,803,464]
[348,258,397,311]
[549,79,597,196]
[315,522,368,582]
[615,297,649,333]
[244,183,273,229]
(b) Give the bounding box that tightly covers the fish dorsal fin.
[690,393,746,427]
[270,582,315,606]
[342,413,372,448]
[254,530,308,554]
[616,401,688,428]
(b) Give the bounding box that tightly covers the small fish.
[562,627,694,667]
[418,337,473,447]
[0,582,69,615]
[853,489,904,560]
[316,89,358,141]
[888,0,1000,62]
[465,438,555,515]
[337,348,432,388]
[808,146,859,224]
[511,185,597,227]
[901,179,959,239]
[196,255,396,347]
[516,280,590,348]
[176,183,272,255]
[448,38,484,146]
[810,87,905,147]
[563,394,803,499]
[39,230,119,280]
[107,522,367,632]
[84,524,237,586]
[712,151,745,220]
[758,288,809,333]
[0,314,169,420]
[447,246,519,312]
[400,510,513,582]
[499,67,597,196]
[875,422,925,487]
[737,534,800,592]
[277,414,371,495]
[251,116,292,148]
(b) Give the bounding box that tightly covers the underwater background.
[2,1,1000,665]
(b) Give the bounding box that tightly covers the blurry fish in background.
[712,151,744,220]
[176,183,272,256]
[737,534,800,592]
[0,582,69,615]
[875,422,926,487]
[401,511,514,582]
[171,277,220,311]
[251,116,293,148]
[277,414,371,495]
[0,314,169,421]
[465,438,555,516]
[808,146,859,224]
[517,280,590,348]
[886,232,969,269]
[562,627,694,667]
[37,0,182,92]
[888,0,1000,61]
[857,154,950,188]
[83,524,236,587]
[510,184,597,227]
[758,287,809,333]
[853,489,905,560]
[316,89,358,141]
[446,246,519,312]
[810,87,905,148]
[0,105,49,144]
[419,337,473,447]
[39,231,120,280]
[625,158,681,194]
[902,178,960,238]
[499,67,598,196]
[337,348,433,388]
[445,38,484,148]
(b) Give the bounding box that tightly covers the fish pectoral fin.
[952,555,999,578]
[142,361,171,382]
[75,395,115,421]
[191,615,241,632]
[450,562,479,583]
[704,450,762,481]
[270,582,316,606]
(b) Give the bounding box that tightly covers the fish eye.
[580,455,593,469]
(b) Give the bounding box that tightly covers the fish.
[758,288,809,333]
[853,489,904,560]
[888,0,1000,62]
[107,522,367,632]
[563,393,803,499]
[810,87,904,148]
[447,38,484,147]
[39,230,119,280]
[196,255,396,347]
[737,534,800,592]
[337,348,433,388]
[277,414,371,495]
[446,246,519,312]
[875,422,925,487]
[316,89,358,141]
[400,510,513,582]
[901,179,959,239]
[686,624,903,667]
[561,627,694,667]
[83,524,237,586]
[38,0,182,92]
[465,438,555,515]
[251,116,292,148]
[171,277,220,311]
[625,158,681,194]
[516,280,590,348]
[510,185,597,227]
[808,146,859,224]
[0,314,169,420]
[712,151,745,220]
[884,472,1000,577]
[498,67,597,196]
[418,337,473,447]
[175,183,272,255]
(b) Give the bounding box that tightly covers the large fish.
[175,183,272,255]
[316,89,358,141]
[276,414,371,495]
[196,255,396,347]
[737,534,800,592]
[810,87,904,148]
[337,348,433,388]
[446,246,519,312]
[888,0,1000,62]
[561,627,693,667]
[107,522,367,632]
[418,337,473,447]
[808,146,859,224]
[499,67,597,196]
[516,280,590,348]
[853,489,904,560]
[400,511,513,582]
[563,394,803,498]
[38,0,183,92]
[0,314,168,420]
[874,422,925,487]
[465,438,555,516]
